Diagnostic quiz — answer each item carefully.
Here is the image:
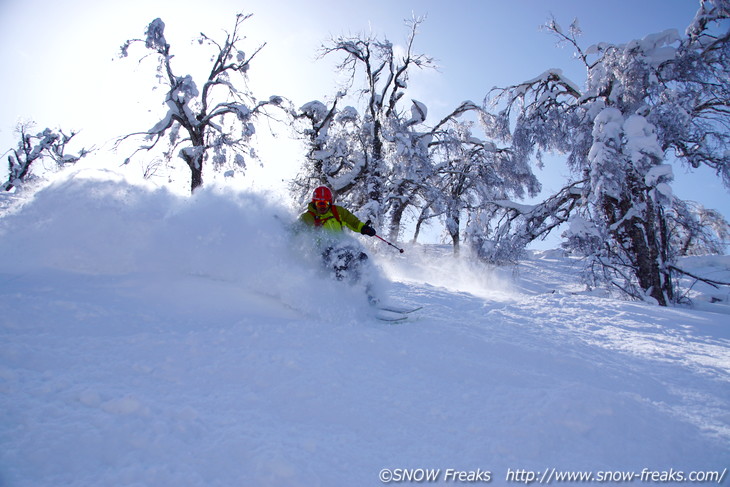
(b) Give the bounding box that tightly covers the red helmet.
[312,186,333,204]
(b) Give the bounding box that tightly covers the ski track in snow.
[0,174,728,486]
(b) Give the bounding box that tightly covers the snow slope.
[0,171,728,486]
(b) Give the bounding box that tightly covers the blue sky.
[0,0,726,227]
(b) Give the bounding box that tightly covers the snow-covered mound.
[0,170,379,320]
[1,171,728,486]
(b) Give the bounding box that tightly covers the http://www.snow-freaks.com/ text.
[377,466,728,484]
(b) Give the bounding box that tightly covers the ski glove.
[361,222,376,236]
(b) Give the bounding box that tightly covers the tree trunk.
[604,188,673,306]
[190,163,203,193]
[388,201,407,242]
[447,211,460,256]
[181,148,204,193]
[367,119,384,223]
[184,129,206,193]
[451,231,460,256]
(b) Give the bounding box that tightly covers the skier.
[298,186,419,321]
[299,185,376,283]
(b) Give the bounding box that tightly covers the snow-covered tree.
[481,180,585,263]
[3,123,89,192]
[118,14,286,193]
[293,18,538,250]
[421,114,540,255]
[293,17,437,232]
[293,96,367,206]
[482,1,729,305]
[672,0,730,186]
[668,199,730,256]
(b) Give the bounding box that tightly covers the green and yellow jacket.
[299,203,366,234]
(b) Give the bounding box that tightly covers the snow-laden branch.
[669,264,730,289]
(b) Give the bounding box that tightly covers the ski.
[376,305,423,315]
[372,305,422,323]
[375,309,409,322]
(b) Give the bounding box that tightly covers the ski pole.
[375,234,405,253]
[364,220,405,253]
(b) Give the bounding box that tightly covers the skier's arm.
[335,206,365,233]
[337,206,376,236]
